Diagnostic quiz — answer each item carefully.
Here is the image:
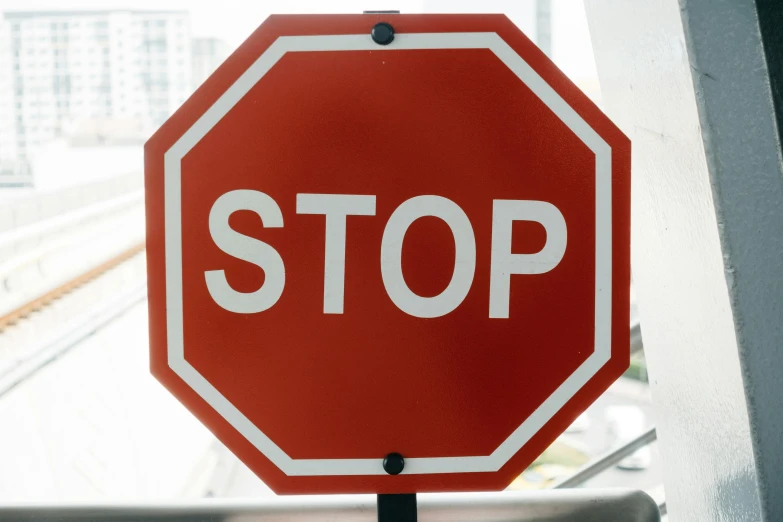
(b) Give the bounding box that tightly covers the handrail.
[552,426,657,489]
[0,489,661,521]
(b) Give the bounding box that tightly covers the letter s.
[205,190,285,313]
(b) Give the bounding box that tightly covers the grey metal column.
[584,0,783,520]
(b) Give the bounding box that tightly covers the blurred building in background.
[0,2,595,191]
[0,10,193,187]
[192,37,229,92]
[422,0,601,103]
[0,20,20,185]
[423,0,552,56]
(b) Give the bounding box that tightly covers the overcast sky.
[0,0,599,94]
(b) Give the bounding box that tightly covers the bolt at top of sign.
[144,13,631,494]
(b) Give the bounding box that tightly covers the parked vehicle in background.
[566,412,591,433]
[605,405,651,470]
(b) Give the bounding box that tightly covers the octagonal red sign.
[145,14,630,494]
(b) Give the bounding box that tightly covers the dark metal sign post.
[378,494,417,522]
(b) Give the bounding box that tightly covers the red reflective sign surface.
[145,14,630,494]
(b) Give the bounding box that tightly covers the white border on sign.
[163,32,612,476]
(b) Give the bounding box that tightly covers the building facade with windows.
[0,10,192,186]
[192,37,229,93]
[0,19,20,184]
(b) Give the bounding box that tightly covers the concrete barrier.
[0,173,144,320]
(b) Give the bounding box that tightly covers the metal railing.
[551,423,665,515]
[553,426,657,489]
[0,489,660,521]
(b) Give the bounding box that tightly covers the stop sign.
[145,14,630,494]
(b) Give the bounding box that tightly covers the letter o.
[380,195,476,318]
